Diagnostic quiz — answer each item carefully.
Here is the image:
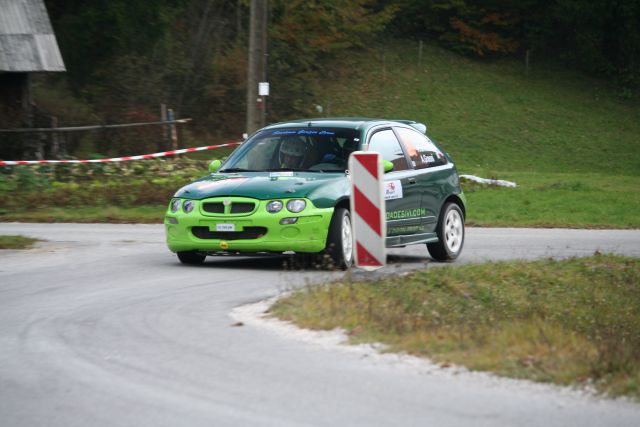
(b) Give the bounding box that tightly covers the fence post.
[161,103,168,150]
[50,116,59,159]
[168,109,178,150]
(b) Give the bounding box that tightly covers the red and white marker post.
[348,151,386,270]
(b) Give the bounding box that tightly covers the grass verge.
[0,235,40,249]
[462,172,640,229]
[0,206,165,223]
[2,169,637,228]
[271,254,640,399]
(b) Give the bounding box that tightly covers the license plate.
[216,223,235,232]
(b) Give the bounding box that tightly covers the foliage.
[45,0,244,139]
[0,158,207,188]
[37,0,398,154]
[389,0,640,90]
[33,0,639,163]
[447,13,519,56]
[268,0,397,118]
[47,0,179,88]
[272,255,640,398]
[0,159,207,216]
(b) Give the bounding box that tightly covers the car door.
[393,126,452,233]
[366,128,423,239]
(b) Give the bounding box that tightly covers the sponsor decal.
[384,180,403,200]
[272,129,336,136]
[420,153,435,163]
[386,208,427,220]
[389,225,423,234]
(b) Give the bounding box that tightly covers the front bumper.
[165,196,333,254]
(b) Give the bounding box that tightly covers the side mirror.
[383,160,394,173]
[209,159,222,173]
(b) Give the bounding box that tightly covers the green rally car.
[165,118,466,268]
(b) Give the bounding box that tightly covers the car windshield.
[220,128,360,173]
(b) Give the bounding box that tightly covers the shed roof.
[0,0,65,72]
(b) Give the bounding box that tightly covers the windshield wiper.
[265,168,307,172]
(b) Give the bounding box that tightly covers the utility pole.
[246,0,268,135]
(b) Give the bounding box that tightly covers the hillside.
[308,41,639,228]
[3,41,639,228]
[321,41,640,177]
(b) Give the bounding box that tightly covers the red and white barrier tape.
[0,142,242,167]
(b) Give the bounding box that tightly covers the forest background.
[28,0,640,156]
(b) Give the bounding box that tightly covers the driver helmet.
[279,137,306,168]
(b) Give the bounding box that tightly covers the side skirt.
[386,232,439,248]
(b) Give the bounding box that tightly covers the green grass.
[462,172,640,228]
[324,41,640,176]
[271,254,640,399]
[0,235,39,249]
[0,206,164,223]
[313,41,640,229]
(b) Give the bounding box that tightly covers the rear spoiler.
[393,120,427,134]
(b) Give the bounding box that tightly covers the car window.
[368,129,409,171]
[221,128,359,172]
[394,127,447,169]
[234,136,280,169]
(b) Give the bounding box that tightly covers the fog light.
[279,217,298,225]
[167,216,179,224]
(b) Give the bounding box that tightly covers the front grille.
[202,202,224,213]
[191,226,267,240]
[201,201,256,214]
[230,202,255,214]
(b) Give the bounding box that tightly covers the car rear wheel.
[177,251,206,265]
[427,202,464,262]
[324,207,354,269]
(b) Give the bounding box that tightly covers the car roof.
[261,117,425,133]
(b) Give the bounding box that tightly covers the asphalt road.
[1,223,639,427]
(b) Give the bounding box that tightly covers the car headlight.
[183,200,195,213]
[286,199,306,213]
[266,200,283,213]
[171,199,181,213]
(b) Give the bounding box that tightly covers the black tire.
[177,251,206,265]
[427,202,465,262]
[323,207,354,270]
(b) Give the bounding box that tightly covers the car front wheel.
[177,251,206,265]
[427,202,464,262]
[324,207,354,269]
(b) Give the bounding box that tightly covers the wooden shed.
[0,0,65,157]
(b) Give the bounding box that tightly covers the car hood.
[174,172,350,208]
